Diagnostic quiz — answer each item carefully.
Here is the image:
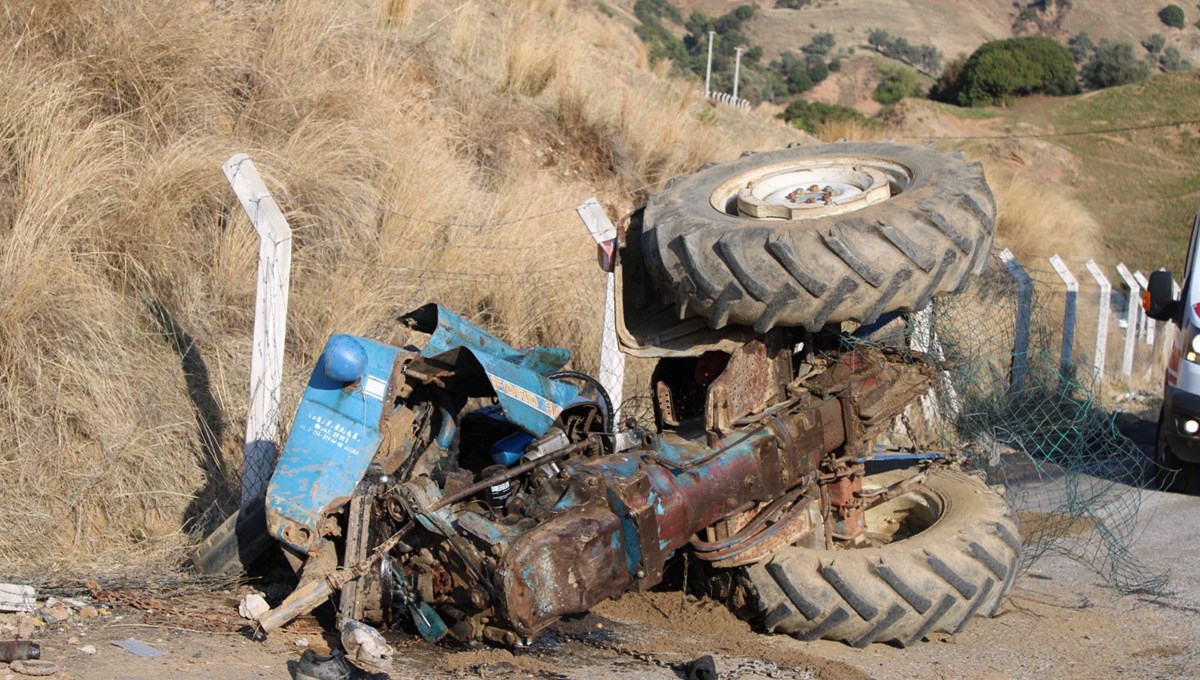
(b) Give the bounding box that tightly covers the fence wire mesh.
[916,255,1168,595]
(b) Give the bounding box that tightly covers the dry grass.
[0,0,798,576]
[989,171,1104,263]
[812,118,885,143]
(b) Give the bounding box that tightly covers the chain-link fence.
[917,254,1168,595]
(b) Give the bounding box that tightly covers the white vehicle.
[1145,211,1200,491]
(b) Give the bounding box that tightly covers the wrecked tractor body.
[213,142,1021,648]
[252,302,949,644]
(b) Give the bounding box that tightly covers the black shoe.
[295,649,391,680]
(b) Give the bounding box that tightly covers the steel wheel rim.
[709,157,915,220]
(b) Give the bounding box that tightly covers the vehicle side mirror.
[1145,269,1180,321]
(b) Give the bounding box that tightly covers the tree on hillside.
[1069,32,1095,63]
[1082,40,1152,88]
[1160,5,1186,29]
[928,54,968,103]
[1161,45,1191,71]
[942,37,1079,106]
[1143,34,1166,54]
[803,32,836,57]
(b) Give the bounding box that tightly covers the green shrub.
[946,37,1079,106]
[1069,32,1094,63]
[873,63,922,104]
[1160,45,1191,71]
[777,99,866,133]
[803,32,836,56]
[1082,39,1152,88]
[1160,5,1186,29]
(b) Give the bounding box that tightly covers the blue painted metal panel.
[266,335,400,552]
[416,304,570,376]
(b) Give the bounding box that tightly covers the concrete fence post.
[576,198,624,429]
[704,31,714,98]
[999,249,1032,391]
[1049,255,1078,374]
[223,154,293,504]
[1084,259,1111,379]
[1116,263,1139,378]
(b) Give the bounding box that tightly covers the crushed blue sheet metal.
[406,304,583,437]
[266,335,400,553]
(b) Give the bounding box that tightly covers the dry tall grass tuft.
[813,118,885,143]
[0,0,798,577]
[990,171,1104,263]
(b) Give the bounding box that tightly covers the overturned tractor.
[196,142,1020,648]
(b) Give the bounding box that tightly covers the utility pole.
[732,47,743,101]
[704,31,715,97]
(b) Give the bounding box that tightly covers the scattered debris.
[341,620,392,671]
[0,585,35,613]
[8,659,57,677]
[36,604,69,625]
[110,639,165,658]
[0,640,41,662]
[14,614,37,639]
[238,593,270,621]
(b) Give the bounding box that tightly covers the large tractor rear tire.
[642,143,995,332]
[731,467,1020,647]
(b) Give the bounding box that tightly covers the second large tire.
[643,143,996,332]
[729,467,1021,647]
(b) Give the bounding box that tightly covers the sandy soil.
[6,419,1198,680]
[5,476,1198,680]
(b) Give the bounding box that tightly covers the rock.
[77,607,98,619]
[15,614,37,639]
[38,606,69,625]
[79,645,96,655]
[237,594,269,621]
[9,660,57,677]
[340,620,392,671]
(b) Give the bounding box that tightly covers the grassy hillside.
[673,0,1199,64]
[922,70,1200,274]
[0,0,798,575]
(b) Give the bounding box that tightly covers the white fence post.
[999,249,1032,391]
[1116,263,1139,378]
[1049,255,1078,374]
[704,31,715,98]
[1084,259,1110,379]
[1134,270,1155,346]
[732,47,743,101]
[224,154,293,505]
[576,198,625,430]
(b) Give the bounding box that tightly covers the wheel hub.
[708,157,914,220]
